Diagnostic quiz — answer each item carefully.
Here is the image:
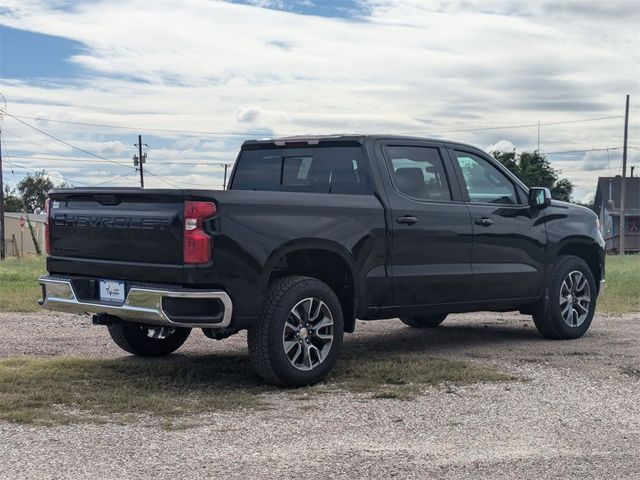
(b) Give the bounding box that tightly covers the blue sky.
[0,0,638,200]
[231,0,363,18]
[0,25,85,79]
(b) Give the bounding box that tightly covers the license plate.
[99,280,125,303]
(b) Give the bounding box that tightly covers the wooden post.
[11,233,18,257]
[619,94,629,255]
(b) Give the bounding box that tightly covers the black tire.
[107,323,191,357]
[247,276,344,387]
[532,255,597,340]
[400,314,447,328]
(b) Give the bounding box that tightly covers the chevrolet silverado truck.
[39,135,605,386]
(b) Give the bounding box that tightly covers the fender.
[259,238,363,308]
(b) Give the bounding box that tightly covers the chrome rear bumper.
[39,276,232,329]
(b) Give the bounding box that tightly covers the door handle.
[396,215,418,225]
[474,217,494,227]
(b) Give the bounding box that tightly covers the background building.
[594,176,640,253]
[2,212,46,257]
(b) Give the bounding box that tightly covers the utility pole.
[0,121,5,260]
[223,163,229,189]
[537,120,540,152]
[619,94,629,256]
[133,135,147,188]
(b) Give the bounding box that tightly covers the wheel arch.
[260,239,361,333]
[556,239,604,292]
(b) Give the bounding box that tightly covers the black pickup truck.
[40,135,605,386]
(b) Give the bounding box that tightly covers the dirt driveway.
[0,311,638,479]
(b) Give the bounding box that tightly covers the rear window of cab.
[230,146,372,195]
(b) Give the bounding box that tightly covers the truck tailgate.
[48,189,185,280]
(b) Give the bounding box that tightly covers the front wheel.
[400,314,447,328]
[248,276,344,387]
[532,255,597,340]
[107,323,191,356]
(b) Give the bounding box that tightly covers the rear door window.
[384,146,452,201]
[231,146,371,194]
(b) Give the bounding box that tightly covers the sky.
[0,0,638,202]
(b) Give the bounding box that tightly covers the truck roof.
[241,134,481,151]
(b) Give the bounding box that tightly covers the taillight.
[183,201,216,264]
[44,198,51,255]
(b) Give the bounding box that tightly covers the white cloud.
[486,140,516,154]
[246,0,286,8]
[0,0,637,197]
[236,106,263,123]
[44,170,66,185]
[582,191,595,204]
[172,137,201,151]
[236,105,288,124]
[99,140,125,155]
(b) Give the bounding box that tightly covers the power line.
[1,109,624,137]
[2,159,136,187]
[1,110,136,170]
[1,128,66,155]
[545,147,624,155]
[406,115,624,135]
[2,112,188,187]
[2,106,633,190]
[143,169,184,188]
[144,168,221,188]
[547,146,640,155]
[4,154,234,166]
[0,109,270,137]
[4,160,95,187]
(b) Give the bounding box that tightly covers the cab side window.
[454,151,517,205]
[385,146,452,201]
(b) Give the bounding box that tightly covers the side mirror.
[528,187,551,209]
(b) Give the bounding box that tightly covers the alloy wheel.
[559,270,591,328]
[144,326,176,340]
[282,297,334,371]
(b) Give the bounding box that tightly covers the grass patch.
[331,353,514,400]
[597,255,640,315]
[0,352,512,426]
[0,355,267,426]
[0,256,46,312]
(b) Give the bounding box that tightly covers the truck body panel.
[42,135,605,330]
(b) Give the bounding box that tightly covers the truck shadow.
[141,319,540,386]
[2,320,537,425]
[345,319,542,357]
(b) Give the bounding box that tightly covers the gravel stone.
[0,311,638,479]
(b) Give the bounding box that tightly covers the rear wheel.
[400,314,447,328]
[532,255,596,340]
[107,323,191,356]
[248,276,344,387]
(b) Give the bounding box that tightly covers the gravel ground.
[0,311,639,479]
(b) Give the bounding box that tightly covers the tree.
[491,149,574,202]
[2,185,23,212]
[16,171,54,213]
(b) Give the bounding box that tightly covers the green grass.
[597,255,640,315]
[0,256,46,312]
[0,355,266,426]
[0,352,512,427]
[1,254,638,314]
[332,353,513,400]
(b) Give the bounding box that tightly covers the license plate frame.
[98,279,126,304]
